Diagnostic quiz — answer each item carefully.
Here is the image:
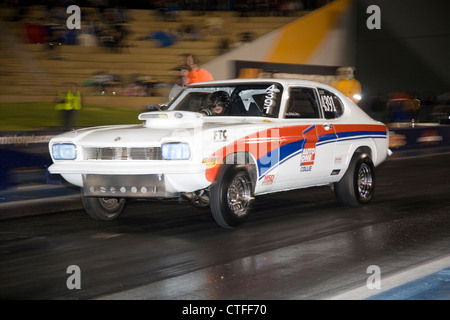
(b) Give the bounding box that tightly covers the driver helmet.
[207,91,230,107]
[210,99,227,115]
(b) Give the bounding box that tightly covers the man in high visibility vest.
[56,82,82,129]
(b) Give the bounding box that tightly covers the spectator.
[78,31,98,46]
[180,23,203,41]
[120,83,147,96]
[204,16,224,35]
[184,54,213,84]
[331,66,362,104]
[145,29,176,47]
[45,24,65,59]
[99,26,120,52]
[238,31,256,42]
[235,0,250,20]
[169,65,191,101]
[232,31,257,49]
[81,71,118,95]
[55,82,82,130]
[217,37,230,55]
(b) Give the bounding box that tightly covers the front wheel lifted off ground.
[210,165,254,229]
[81,190,126,221]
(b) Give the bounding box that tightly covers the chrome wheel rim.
[99,197,123,211]
[357,163,373,200]
[227,175,252,217]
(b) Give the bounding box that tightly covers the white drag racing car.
[48,79,391,228]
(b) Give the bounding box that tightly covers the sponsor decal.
[331,169,341,176]
[300,165,312,172]
[300,147,316,166]
[261,174,275,185]
[299,125,317,170]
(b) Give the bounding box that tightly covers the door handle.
[323,123,334,130]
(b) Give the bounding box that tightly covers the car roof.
[188,78,343,97]
[189,78,328,88]
[188,78,353,105]
[170,78,374,121]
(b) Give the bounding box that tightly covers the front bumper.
[48,162,209,195]
[82,174,176,198]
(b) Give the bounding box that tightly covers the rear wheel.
[210,165,253,229]
[81,190,126,221]
[334,153,375,207]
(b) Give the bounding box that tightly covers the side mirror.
[158,103,169,110]
[143,103,169,111]
[145,104,161,111]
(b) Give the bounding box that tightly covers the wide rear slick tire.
[81,190,126,221]
[210,165,254,229]
[334,153,375,207]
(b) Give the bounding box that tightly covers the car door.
[275,86,337,190]
[317,87,349,180]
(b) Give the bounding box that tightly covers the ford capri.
[48,79,391,228]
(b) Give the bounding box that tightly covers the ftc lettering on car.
[214,130,227,141]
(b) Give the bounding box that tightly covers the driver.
[210,100,227,116]
[200,91,230,116]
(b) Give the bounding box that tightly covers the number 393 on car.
[48,79,391,229]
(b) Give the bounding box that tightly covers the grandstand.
[0,6,300,108]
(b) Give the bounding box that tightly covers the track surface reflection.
[0,154,449,299]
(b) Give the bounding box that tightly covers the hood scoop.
[138,111,204,129]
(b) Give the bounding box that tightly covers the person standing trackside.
[331,66,362,104]
[184,54,213,84]
[55,82,82,130]
[168,65,191,101]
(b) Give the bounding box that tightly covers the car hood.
[50,111,273,147]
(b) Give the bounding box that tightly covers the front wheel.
[334,153,375,207]
[81,190,126,221]
[210,165,254,229]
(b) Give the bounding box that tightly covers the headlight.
[52,144,77,160]
[162,143,190,160]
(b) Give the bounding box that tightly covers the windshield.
[168,83,283,118]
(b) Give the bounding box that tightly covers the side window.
[175,92,208,112]
[318,89,344,119]
[285,87,320,119]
